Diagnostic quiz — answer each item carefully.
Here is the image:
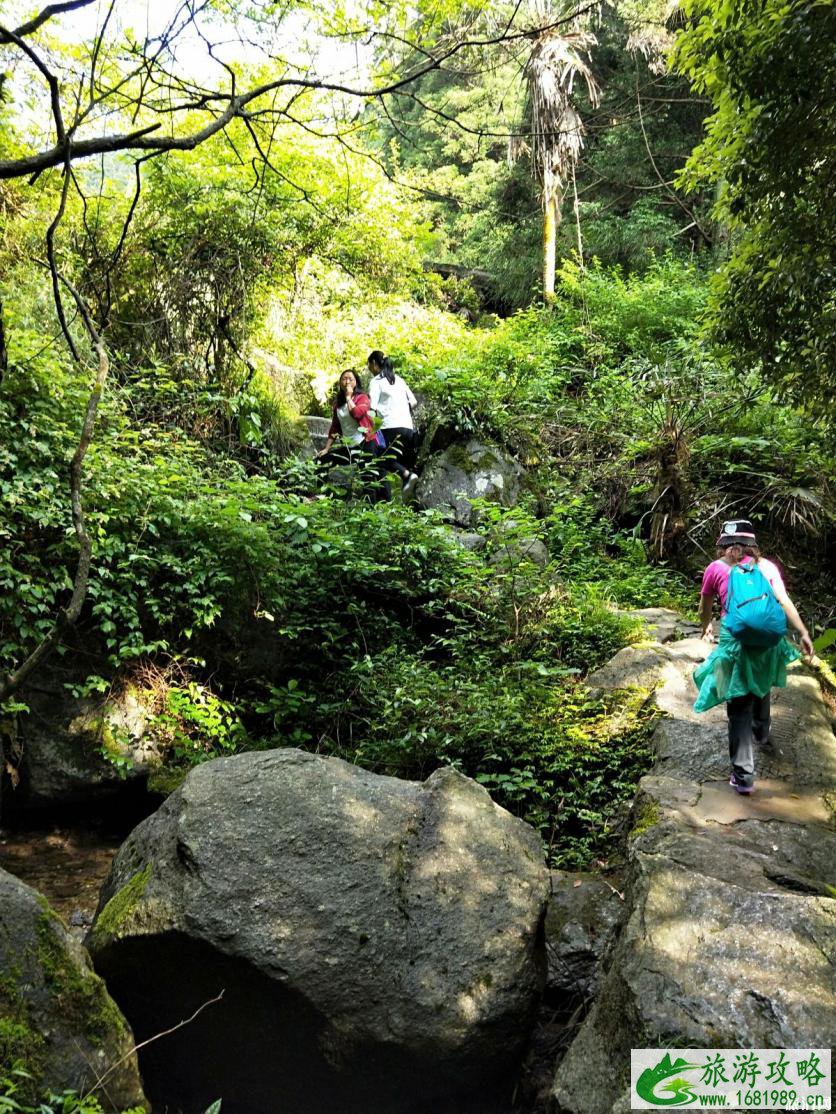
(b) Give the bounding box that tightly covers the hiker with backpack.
[694,520,813,795]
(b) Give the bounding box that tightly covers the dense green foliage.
[675,0,836,409]
[0,308,667,860]
[3,239,832,866]
[374,5,711,308]
[0,1063,144,1113]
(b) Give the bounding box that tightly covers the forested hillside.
[0,0,834,1110]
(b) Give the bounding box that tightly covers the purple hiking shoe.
[729,774,754,795]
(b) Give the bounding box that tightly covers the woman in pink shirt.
[317,370,379,463]
[695,520,813,794]
[699,547,787,632]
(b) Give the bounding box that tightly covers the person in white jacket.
[367,350,419,496]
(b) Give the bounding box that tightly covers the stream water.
[0,823,119,929]
[0,797,156,937]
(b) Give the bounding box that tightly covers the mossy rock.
[16,669,163,807]
[88,866,152,949]
[0,867,146,1111]
[416,438,524,526]
[146,764,189,796]
[0,1016,43,1095]
[86,751,548,1112]
[629,799,660,839]
[442,441,499,476]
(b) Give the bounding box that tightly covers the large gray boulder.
[13,672,162,807]
[553,640,836,1114]
[0,867,145,1110]
[299,414,331,458]
[416,439,524,526]
[545,871,624,1009]
[88,749,549,1114]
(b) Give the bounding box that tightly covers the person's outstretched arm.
[771,583,814,656]
[699,593,714,641]
[699,563,718,641]
[317,410,340,457]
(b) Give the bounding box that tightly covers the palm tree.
[522,12,599,299]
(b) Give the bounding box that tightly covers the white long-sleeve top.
[369,374,417,430]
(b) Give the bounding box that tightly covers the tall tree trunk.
[0,294,7,383]
[542,195,560,301]
[572,164,584,267]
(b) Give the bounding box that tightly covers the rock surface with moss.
[553,637,836,1114]
[87,748,548,1113]
[15,664,162,808]
[0,867,146,1110]
[415,438,524,525]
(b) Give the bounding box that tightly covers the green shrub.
[151,683,250,765]
[545,495,693,611]
[577,198,687,273]
[0,1063,144,1114]
[0,352,486,687]
[320,649,656,868]
[557,254,708,365]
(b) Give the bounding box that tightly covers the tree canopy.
[675,0,836,409]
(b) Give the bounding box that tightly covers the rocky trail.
[553,611,836,1112]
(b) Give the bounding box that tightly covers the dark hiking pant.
[726,692,771,788]
[379,427,417,479]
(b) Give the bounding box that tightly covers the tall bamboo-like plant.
[523,10,599,299]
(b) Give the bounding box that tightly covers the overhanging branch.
[0,0,96,44]
[0,6,596,180]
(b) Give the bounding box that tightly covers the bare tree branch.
[87,991,225,1099]
[107,153,157,272]
[242,115,323,213]
[46,162,81,360]
[635,68,710,243]
[74,150,159,328]
[88,0,118,105]
[0,0,96,44]
[0,22,66,145]
[0,294,7,383]
[0,8,596,180]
